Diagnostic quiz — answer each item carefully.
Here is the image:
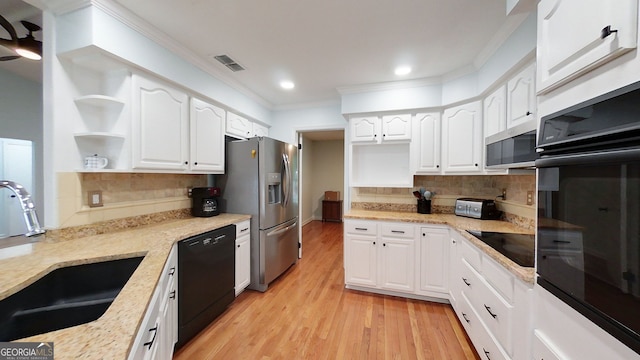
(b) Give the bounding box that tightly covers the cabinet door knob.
[237,244,241,248]
[373,241,376,245]
[194,162,198,165]
[184,161,189,165]
[526,111,532,116]
[474,163,478,167]
[601,25,618,39]
[436,165,440,168]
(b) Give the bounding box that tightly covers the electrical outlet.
[527,191,534,205]
[88,190,103,208]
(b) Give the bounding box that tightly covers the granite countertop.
[345,209,535,284]
[0,213,250,360]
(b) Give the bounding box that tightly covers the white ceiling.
[112,0,515,108]
[0,0,523,109]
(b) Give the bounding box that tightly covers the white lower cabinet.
[129,245,178,360]
[344,220,416,294]
[450,230,532,360]
[417,226,449,296]
[235,220,251,296]
[533,284,640,359]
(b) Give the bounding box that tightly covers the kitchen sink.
[0,256,144,341]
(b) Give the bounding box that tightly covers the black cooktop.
[466,230,535,268]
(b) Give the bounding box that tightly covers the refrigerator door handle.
[282,153,291,207]
[266,219,298,237]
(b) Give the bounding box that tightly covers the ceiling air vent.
[214,54,245,72]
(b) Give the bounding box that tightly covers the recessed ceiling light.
[394,66,412,76]
[280,80,295,90]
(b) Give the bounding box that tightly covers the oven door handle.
[536,147,640,168]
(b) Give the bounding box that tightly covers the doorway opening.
[0,137,34,237]
[297,129,345,257]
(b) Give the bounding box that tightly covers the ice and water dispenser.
[267,173,282,204]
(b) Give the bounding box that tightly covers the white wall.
[269,103,346,144]
[0,67,44,219]
[310,140,344,220]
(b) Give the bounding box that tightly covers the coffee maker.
[189,187,221,217]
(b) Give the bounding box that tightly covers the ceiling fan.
[0,14,42,61]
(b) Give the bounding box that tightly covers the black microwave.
[485,121,538,168]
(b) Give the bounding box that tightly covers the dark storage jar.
[417,199,431,214]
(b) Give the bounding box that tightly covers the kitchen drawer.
[459,237,482,272]
[156,246,177,300]
[533,329,562,360]
[474,315,509,360]
[380,223,415,239]
[457,292,478,338]
[482,256,514,303]
[345,220,378,236]
[475,276,514,356]
[459,258,482,306]
[235,220,250,237]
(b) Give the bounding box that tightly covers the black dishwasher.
[177,224,235,348]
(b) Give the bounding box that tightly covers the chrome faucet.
[1,180,45,237]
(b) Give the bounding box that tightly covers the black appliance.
[454,198,501,220]
[177,225,235,348]
[466,230,534,267]
[485,121,538,168]
[190,187,220,217]
[536,81,640,355]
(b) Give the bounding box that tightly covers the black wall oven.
[536,82,640,355]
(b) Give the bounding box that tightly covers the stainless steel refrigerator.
[218,137,299,292]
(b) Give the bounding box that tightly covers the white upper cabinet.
[226,112,269,139]
[484,85,507,138]
[252,122,269,137]
[132,74,189,171]
[441,101,483,173]
[189,98,225,173]
[381,114,412,142]
[415,112,441,174]
[351,114,411,143]
[351,116,381,143]
[506,63,536,129]
[537,0,639,93]
[226,112,253,138]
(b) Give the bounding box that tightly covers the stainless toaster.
[454,198,501,220]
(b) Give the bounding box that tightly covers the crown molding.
[336,77,443,95]
[85,0,273,110]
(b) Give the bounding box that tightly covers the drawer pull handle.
[240,227,249,232]
[391,230,405,234]
[169,290,176,299]
[483,348,491,360]
[168,267,175,276]
[462,313,470,323]
[484,304,498,319]
[144,324,158,350]
[355,227,368,231]
[373,241,376,245]
[462,278,471,286]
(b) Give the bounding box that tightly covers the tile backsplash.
[351,174,536,229]
[56,172,207,228]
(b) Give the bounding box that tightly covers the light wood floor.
[174,221,479,360]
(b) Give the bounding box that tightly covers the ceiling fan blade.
[0,15,18,42]
[20,21,41,34]
[0,55,20,61]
